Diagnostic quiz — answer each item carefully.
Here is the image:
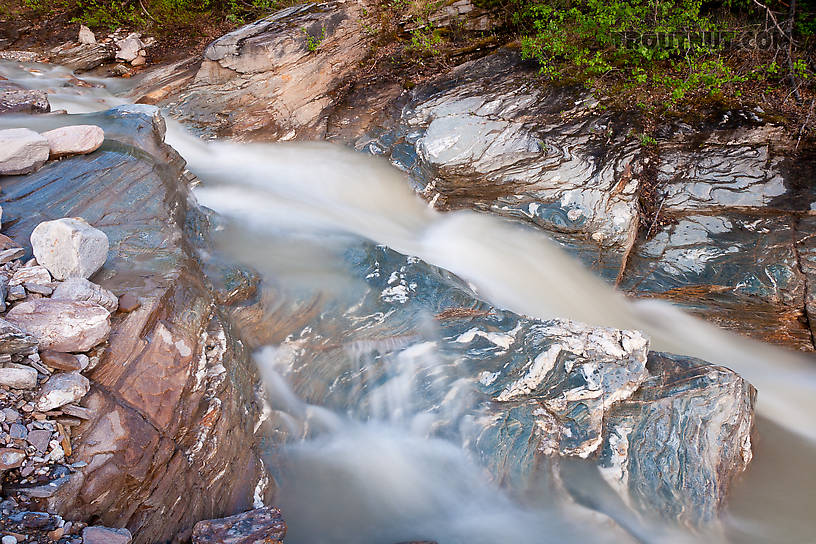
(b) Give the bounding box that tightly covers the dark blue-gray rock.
[598,352,755,526]
[191,506,286,544]
[0,79,50,115]
[0,317,37,355]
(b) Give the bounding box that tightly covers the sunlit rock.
[0,128,49,176]
[31,217,109,280]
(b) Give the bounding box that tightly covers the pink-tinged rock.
[52,277,118,312]
[0,128,50,176]
[0,447,26,470]
[0,365,38,389]
[41,125,104,158]
[30,217,109,280]
[10,265,52,286]
[35,371,90,411]
[6,299,110,352]
[82,526,132,544]
[191,507,286,544]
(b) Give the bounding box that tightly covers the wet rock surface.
[0,106,270,543]
[164,0,370,140]
[191,506,286,544]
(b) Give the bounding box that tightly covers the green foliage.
[409,18,443,54]
[303,24,326,51]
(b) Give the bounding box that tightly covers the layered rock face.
[0,106,270,542]
[166,0,371,140]
[360,49,816,350]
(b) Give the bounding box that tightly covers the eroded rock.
[35,372,90,411]
[0,366,38,389]
[52,277,118,312]
[41,125,105,158]
[0,128,50,176]
[0,317,38,355]
[191,506,286,544]
[82,526,132,544]
[6,299,110,353]
[30,217,109,280]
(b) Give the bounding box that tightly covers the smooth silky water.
[2,60,815,543]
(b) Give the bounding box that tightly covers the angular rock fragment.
[83,526,133,544]
[191,507,286,544]
[0,247,25,264]
[0,366,38,389]
[30,218,109,280]
[35,372,90,411]
[40,350,83,371]
[117,293,140,312]
[41,125,104,158]
[0,448,25,470]
[6,299,110,352]
[0,128,50,176]
[115,34,144,62]
[52,278,118,312]
[79,25,96,45]
[0,317,38,355]
[10,266,52,286]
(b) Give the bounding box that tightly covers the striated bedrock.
[360,50,644,282]
[163,0,370,140]
[247,242,756,528]
[0,106,271,543]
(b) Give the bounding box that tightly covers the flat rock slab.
[31,217,109,280]
[0,317,38,355]
[6,299,110,353]
[191,507,286,544]
[0,128,49,176]
[41,125,104,158]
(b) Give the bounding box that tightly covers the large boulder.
[0,128,50,176]
[165,0,370,140]
[30,217,110,280]
[6,299,111,353]
[0,106,270,543]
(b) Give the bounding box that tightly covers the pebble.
[35,372,90,412]
[26,428,51,452]
[0,447,25,470]
[2,535,18,544]
[40,350,82,371]
[118,293,141,312]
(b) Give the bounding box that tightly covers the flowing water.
[2,61,815,543]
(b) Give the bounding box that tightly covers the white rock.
[115,34,144,62]
[6,299,110,353]
[30,217,109,280]
[41,125,104,158]
[2,535,18,544]
[79,25,96,45]
[35,371,90,411]
[0,366,38,389]
[0,128,50,176]
[52,277,118,312]
[10,265,52,286]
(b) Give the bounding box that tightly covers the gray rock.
[115,34,144,62]
[0,247,25,264]
[0,366,38,389]
[20,475,71,498]
[79,25,96,45]
[35,372,90,411]
[9,423,26,439]
[6,285,25,301]
[10,265,52,286]
[0,128,50,176]
[6,299,110,353]
[191,507,286,544]
[30,218,109,280]
[2,407,20,422]
[26,283,53,295]
[0,87,50,115]
[26,428,52,452]
[82,526,132,544]
[0,448,25,470]
[51,278,118,312]
[41,125,105,158]
[0,317,38,355]
[53,43,116,72]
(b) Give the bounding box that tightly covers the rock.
[41,125,105,158]
[0,366,38,389]
[6,285,25,301]
[117,293,140,312]
[1,79,50,115]
[35,372,90,411]
[79,25,96,45]
[30,218,109,280]
[9,423,26,439]
[1,535,17,544]
[26,283,53,295]
[191,507,286,544]
[52,278,118,312]
[40,350,83,371]
[0,448,25,470]
[599,352,755,525]
[82,526,132,544]
[115,34,144,62]
[53,43,116,72]
[26,429,52,452]
[0,247,25,264]
[6,299,110,353]
[10,266,52,286]
[0,106,269,541]
[168,1,370,140]
[0,128,50,176]
[0,51,42,62]
[0,318,38,355]
[131,55,146,67]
